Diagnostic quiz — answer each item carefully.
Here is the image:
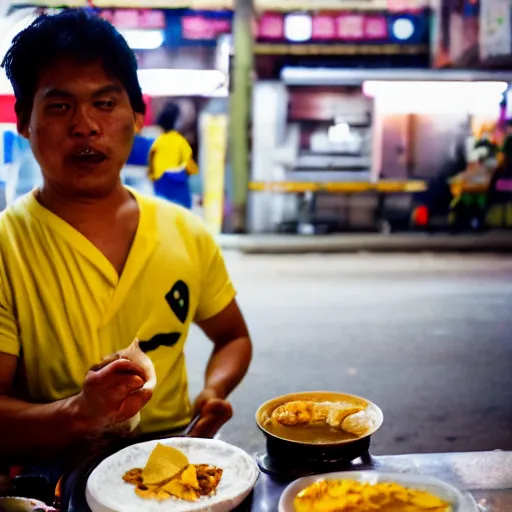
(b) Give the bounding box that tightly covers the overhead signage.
[259,13,391,41]
[255,0,429,10]
[99,9,166,29]
[92,0,232,8]
[12,0,429,11]
[257,11,427,44]
[32,5,426,49]
[181,15,231,40]
[37,6,166,29]
[13,0,232,9]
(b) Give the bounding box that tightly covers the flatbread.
[92,338,157,432]
[142,444,189,485]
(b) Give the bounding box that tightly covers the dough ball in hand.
[92,338,157,432]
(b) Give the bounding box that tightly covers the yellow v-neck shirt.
[0,189,236,433]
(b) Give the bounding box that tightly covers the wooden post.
[229,0,253,233]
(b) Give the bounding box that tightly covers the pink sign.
[258,14,285,39]
[182,16,231,40]
[496,179,512,192]
[336,14,365,40]
[100,9,166,30]
[364,16,388,39]
[256,12,396,42]
[138,10,167,29]
[312,15,336,40]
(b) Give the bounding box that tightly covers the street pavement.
[185,253,512,458]
[218,232,512,254]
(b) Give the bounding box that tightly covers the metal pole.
[229,0,253,233]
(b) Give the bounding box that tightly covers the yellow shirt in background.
[150,131,198,181]
[0,190,236,433]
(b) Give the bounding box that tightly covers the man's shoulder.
[0,194,34,235]
[140,193,207,236]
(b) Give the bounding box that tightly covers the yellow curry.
[294,479,451,512]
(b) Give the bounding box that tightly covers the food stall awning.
[8,0,427,10]
[280,67,512,85]
[8,0,232,8]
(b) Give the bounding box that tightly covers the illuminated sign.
[258,13,284,39]
[181,15,231,40]
[99,9,166,29]
[39,7,166,29]
[391,17,415,40]
[258,12,392,42]
[284,13,313,42]
[312,15,336,39]
[12,0,429,10]
[364,16,388,39]
[337,14,365,40]
[34,6,424,49]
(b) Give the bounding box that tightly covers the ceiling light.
[119,29,164,50]
[284,13,313,43]
[363,81,508,114]
[137,69,227,97]
[391,18,415,41]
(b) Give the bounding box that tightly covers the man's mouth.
[70,148,108,166]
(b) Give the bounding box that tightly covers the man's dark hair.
[157,102,181,132]
[1,8,146,127]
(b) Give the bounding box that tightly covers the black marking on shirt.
[165,280,189,324]
[139,332,181,353]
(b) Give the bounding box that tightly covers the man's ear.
[15,102,30,139]
[17,118,30,139]
[134,113,144,134]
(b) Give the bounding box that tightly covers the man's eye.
[48,103,70,112]
[96,100,116,110]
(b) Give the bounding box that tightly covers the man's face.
[21,57,144,197]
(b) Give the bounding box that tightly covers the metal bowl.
[255,391,383,476]
[0,497,56,511]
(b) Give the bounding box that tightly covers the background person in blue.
[148,102,198,209]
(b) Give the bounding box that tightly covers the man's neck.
[37,181,134,227]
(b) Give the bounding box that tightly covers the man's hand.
[190,299,251,439]
[72,359,153,433]
[188,387,233,438]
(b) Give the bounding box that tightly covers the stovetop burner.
[255,451,376,480]
[256,431,376,479]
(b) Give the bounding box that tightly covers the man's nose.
[70,105,100,137]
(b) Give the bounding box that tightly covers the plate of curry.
[278,471,476,512]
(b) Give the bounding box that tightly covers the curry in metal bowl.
[256,391,383,446]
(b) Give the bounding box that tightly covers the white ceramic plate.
[86,437,259,512]
[278,471,479,512]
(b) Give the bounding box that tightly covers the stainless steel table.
[61,448,511,511]
[248,450,512,512]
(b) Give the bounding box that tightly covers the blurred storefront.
[431,0,512,69]
[1,0,511,234]
[247,3,512,233]
[0,1,233,233]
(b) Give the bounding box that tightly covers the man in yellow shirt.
[0,8,252,470]
[148,102,199,209]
